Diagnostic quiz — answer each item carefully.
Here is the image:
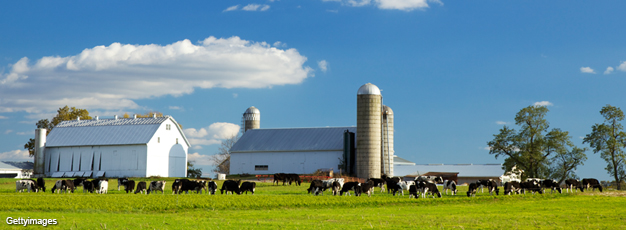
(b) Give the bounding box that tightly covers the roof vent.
[153,114,157,118]
[95,116,99,120]
[114,115,118,120]
[77,117,80,121]
[133,114,137,119]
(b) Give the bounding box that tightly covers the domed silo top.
[245,106,260,114]
[357,83,381,95]
[382,105,393,115]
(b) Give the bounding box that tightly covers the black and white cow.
[59,180,75,193]
[384,177,402,196]
[16,180,35,192]
[467,182,479,197]
[408,185,420,199]
[340,181,361,196]
[416,176,443,184]
[83,180,95,193]
[123,180,136,193]
[357,181,375,197]
[285,174,302,186]
[540,179,562,194]
[147,181,166,194]
[503,181,521,195]
[73,178,87,191]
[26,179,41,192]
[240,182,256,195]
[368,178,386,193]
[422,182,441,198]
[207,181,218,195]
[307,180,325,195]
[36,178,46,192]
[487,180,499,195]
[331,181,341,196]
[443,180,457,195]
[97,180,109,194]
[520,180,542,195]
[565,179,583,193]
[117,178,129,191]
[475,180,491,193]
[582,178,602,192]
[220,180,241,195]
[135,181,147,194]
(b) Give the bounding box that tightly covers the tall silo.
[242,106,260,133]
[356,83,382,179]
[33,128,46,176]
[382,105,394,176]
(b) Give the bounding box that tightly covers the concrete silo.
[242,106,260,133]
[356,83,382,179]
[382,105,394,177]
[33,128,47,176]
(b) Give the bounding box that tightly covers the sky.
[1,1,625,181]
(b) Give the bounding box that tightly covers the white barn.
[41,116,189,178]
[230,127,356,175]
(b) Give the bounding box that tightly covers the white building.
[0,161,32,178]
[230,127,356,175]
[41,115,189,178]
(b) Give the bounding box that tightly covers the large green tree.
[24,106,91,156]
[583,105,626,190]
[488,105,586,179]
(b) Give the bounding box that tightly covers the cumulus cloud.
[187,152,215,165]
[223,5,239,12]
[618,61,626,72]
[534,101,553,107]
[318,60,328,72]
[322,0,438,11]
[0,37,312,114]
[604,67,614,75]
[242,4,270,11]
[580,67,595,74]
[496,121,508,125]
[0,149,31,161]
[184,122,240,147]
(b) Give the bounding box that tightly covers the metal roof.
[357,83,381,95]
[46,116,190,147]
[0,161,24,171]
[393,156,415,165]
[244,106,260,114]
[394,163,504,177]
[230,127,357,152]
[1,161,33,170]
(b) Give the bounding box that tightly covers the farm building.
[0,161,33,178]
[34,115,189,178]
[395,163,504,185]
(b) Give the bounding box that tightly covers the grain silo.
[33,128,47,176]
[382,105,394,176]
[242,106,260,133]
[356,83,382,179]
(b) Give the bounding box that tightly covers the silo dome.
[245,106,260,114]
[357,83,381,95]
[382,105,393,115]
[243,106,260,133]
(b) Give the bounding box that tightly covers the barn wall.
[44,145,148,178]
[230,151,343,175]
[146,120,188,177]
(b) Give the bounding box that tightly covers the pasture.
[1,178,625,229]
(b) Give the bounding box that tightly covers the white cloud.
[618,61,626,72]
[223,5,239,12]
[0,37,312,114]
[4,130,13,134]
[495,121,508,125]
[580,67,595,74]
[187,152,215,165]
[242,4,270,11]
[534,101,553,107]
[169,106,182,110]
[0,115,7,119]
[0,149,31,161]
[16,132,29,135]
[273,41,287,48]
[604,67,614,75]
[318,60,328,73]
[322,0,437,11]
[184,122,240,147]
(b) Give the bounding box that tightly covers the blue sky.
[1,1,625,180]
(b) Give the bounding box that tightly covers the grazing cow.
[73,178,87,188]
[172,179,184,194]
[64,180,76,193]
[520,180,542,195]
[422,182,442,198]
[503,181,521,195]
[83,180,95,193]
[285,174,302,186]
[207,181,218,195]
[368,178,386,193]
[240,182,256,195]
[397,181,412,196]
[357,181,375,197]
[331,181,341,196]
[117,178,129,191]
[98,180,109,194]
[475,180,491,193]
[135,181,147,194]
[273,173,286,186]
[25,179,41,192]
[220,180,241,195]
[467,182,479,197]
[123,180,136,193]
[16,180,35,192]
[307,180,325,195]
[582,178,602,192]
[416,176,443,184]
[36,178,46,192]
[408,185,420,199]
[147,181,166,194]
[487,180,499,195]
[443,180,457,195]
[321,179,336,192]
[382,174,401,183]
[384,178,402,196]
[340,182,361,196]
[565,179,583,193]
[540,179,562,194]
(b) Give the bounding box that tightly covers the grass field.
[1,178,625,229]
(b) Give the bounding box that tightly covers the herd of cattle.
[14,175,605,198]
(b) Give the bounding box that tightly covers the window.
[166,124,171,130]
[255,165,268,171]
[176,138,178,144]
[158,137,160,143]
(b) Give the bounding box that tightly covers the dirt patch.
[579,190,626,197]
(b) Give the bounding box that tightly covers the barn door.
[168,144,186,177]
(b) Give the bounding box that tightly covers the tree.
[488,105,586,179]
[210,135,239,175]
[24,106,91,157]
[187,161,202,178]
[583,105,626,190]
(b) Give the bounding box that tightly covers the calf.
[240,182,256,195]
[340,182,361,196]
[487,180,499,195]
[147,181,166,194]
[220,180,241,195]
[582,178,602,192]
[540,179,562,194]
[565,179,583,193]
[443,180,457,195]
[207,181,218,195]
[117,178,129,191]
[503,181,521,195]
[307,180,325,195]
[135,181,147,194]
[16,180,35,192]
[467,182,479,197]
[423,182,442,198]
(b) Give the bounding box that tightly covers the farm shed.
[395,163,504,185]
[0,161,33,178]
[39,115,189,178]
[230,127,357,175]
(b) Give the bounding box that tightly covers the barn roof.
[230,127,357,152]
[46,116,190,147]
[394,163,504,178]
[0,161,25,171]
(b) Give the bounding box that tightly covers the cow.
[443,180,457,195]
[16,180,35,192]
[331,181,341,196]
[147,181,166,194]
[520,180,542,195]
[582,178,602,192]
[25,179,41,192]
[285,174,302,186]
[240,182,256,195]
[416,176,443,184]
[220,180,241,195]
[73,178,87,188]
[340,182,361,196]
[123,180,136,193]
[63,180,76,193]
[357,181,375,197]
[487,180,499,195]
[117,178,129,191]
[476,180,491,193]
[467,182,479,197]
[503,181,521,195]
[422,182,442,198]
[396,181,413,196]
[368,178,386,193]
[565,179,583,193]
[207,181,218,195]
[172,179,184,194]
[83,180,95,193]
[273,173,286,185]
[307,180,325,195]
[384,178,402,196]
[135,181,147,194]
[540,179,562,194]
[408,185,420,199]
[98,180,109,194]
[36,178,46,192]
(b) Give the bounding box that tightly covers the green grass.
[1,178,625,229]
